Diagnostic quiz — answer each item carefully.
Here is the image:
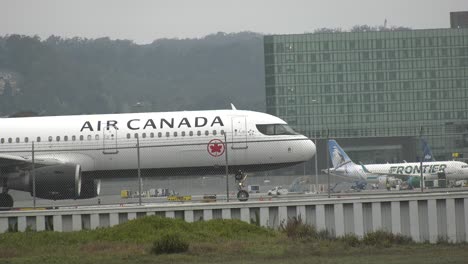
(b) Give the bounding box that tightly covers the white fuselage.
[332,161,468,183]
[0,110,315,175]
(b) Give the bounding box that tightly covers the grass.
[0,216,467,264]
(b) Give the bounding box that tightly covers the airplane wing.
[0,153,95,171]
[0,153,64,170]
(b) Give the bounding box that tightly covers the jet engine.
[78,178,101,199]
[9,164,82,200]
[377,176,388,185]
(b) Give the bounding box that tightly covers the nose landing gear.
[235,170,249,202]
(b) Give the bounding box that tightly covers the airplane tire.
[237,190,249,202]
[0,193,13,208]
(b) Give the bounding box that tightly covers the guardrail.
[1,191,468,243]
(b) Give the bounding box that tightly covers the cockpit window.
[462,165,468,168]
[256,124,298,136]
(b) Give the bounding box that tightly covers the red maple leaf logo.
[210,143,223,153]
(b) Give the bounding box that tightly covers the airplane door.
[231,116,248,149]
[103,126,118,154]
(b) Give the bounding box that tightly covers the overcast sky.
[1,0,467,43]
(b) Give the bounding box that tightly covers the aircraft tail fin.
[328,140,353,169]
[421,138,435,162]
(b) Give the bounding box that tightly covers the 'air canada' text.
[80,116,224,132]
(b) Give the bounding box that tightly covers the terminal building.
[264,27,468,169]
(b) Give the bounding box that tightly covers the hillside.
[0,32,265,116]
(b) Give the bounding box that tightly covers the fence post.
[32,141,36,208]
[224,132,229,202]
[420,126,424,193]
[136,136,142,206]
[326,129,330,198]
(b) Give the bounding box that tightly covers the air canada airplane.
[0,106,316,207]
[327,140,468,187]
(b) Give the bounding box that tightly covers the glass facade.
[264,28,468,160]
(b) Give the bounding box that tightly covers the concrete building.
[451,11,468,29]
[264,28,468,168]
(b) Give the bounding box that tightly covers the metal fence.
[0,129,467,209]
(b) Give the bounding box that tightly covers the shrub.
[280,216,317,240]
[340,234,360,247]
[436,236,450,245]
[151,232,189,255]
[363,230,412,247]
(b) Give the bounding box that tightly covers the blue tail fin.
[328,140,352,169]
[421,138,435,162]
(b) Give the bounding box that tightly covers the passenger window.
[134,133,138,139]
[197,131,201,136]
[16,137,20,143]
[36,137,41,142]
[220,130,225,135]
[205,130,209,136]
[166,132,170,137]
[158,132,162,138]
[189,131,193,136]
[56,136,60,142]
[127,133,131,139]
[48,136,52,142]
[142,133,146,138]
[24,137,29,143]
[212,130,217,136]
[87,135,92,140]
[72,135,76,141]
[1,138,4,144]
[150,132,154,138]
[173,132,178,137]
[182,131,186,137]
[8,138,12,143]
[64,136,68,141]
[80,135,84,141]
[95,135,99,140]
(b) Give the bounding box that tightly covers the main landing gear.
[235,170,249,202]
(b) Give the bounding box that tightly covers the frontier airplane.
[0,106,316,207]
[327,139,468,188]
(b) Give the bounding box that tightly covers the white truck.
[267,186,288,196]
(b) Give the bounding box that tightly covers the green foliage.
[0,216,276,249]
[251,211,260,226]
[280,216,317,240]
[436,235,450,245]
[340,234,361,247]
[362,230,413,247]
[151,232,189,255]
